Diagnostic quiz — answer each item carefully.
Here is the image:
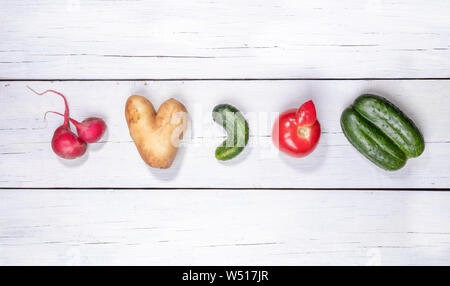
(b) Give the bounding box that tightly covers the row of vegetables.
[30,87,424,171]
[210,94,424,171]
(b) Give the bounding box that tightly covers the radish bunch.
[29,87,107,159]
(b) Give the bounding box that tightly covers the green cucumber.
[341,94,424,171]
[353,94,425,158]
[212,104,249,161]
[341,107,407,170]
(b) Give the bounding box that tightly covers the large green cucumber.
[212,104,249,161]
[353,94,424,158]
[341,94,424,171]
[341,108,407,170]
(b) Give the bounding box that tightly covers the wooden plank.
[0,80,448,188]
[0,0,449,79]
[1,189,449,265]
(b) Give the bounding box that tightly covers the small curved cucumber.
[353,94,424,158]
[341,107,407,171]
[212,104,249,161]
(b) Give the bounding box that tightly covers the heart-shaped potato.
[125,95,188,169]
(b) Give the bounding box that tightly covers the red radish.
[44,111,107,143]
[43,111,87,159]
[29,86,87,159]
[50,124,87,159]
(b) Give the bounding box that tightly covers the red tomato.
[272,100,321,157]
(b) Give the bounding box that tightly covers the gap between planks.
[0,187,449,192]
[2,78,450,82]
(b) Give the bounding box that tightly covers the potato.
[125,95,188,169]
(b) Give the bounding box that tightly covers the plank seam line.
[0,187,449,192]
[2,78,450,82]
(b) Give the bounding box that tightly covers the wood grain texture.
[1,189,449,265]
[0,80,449,188]
[1,0,450,266]
[1,0,450,79]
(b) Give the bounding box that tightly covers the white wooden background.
[1,0,450,265]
